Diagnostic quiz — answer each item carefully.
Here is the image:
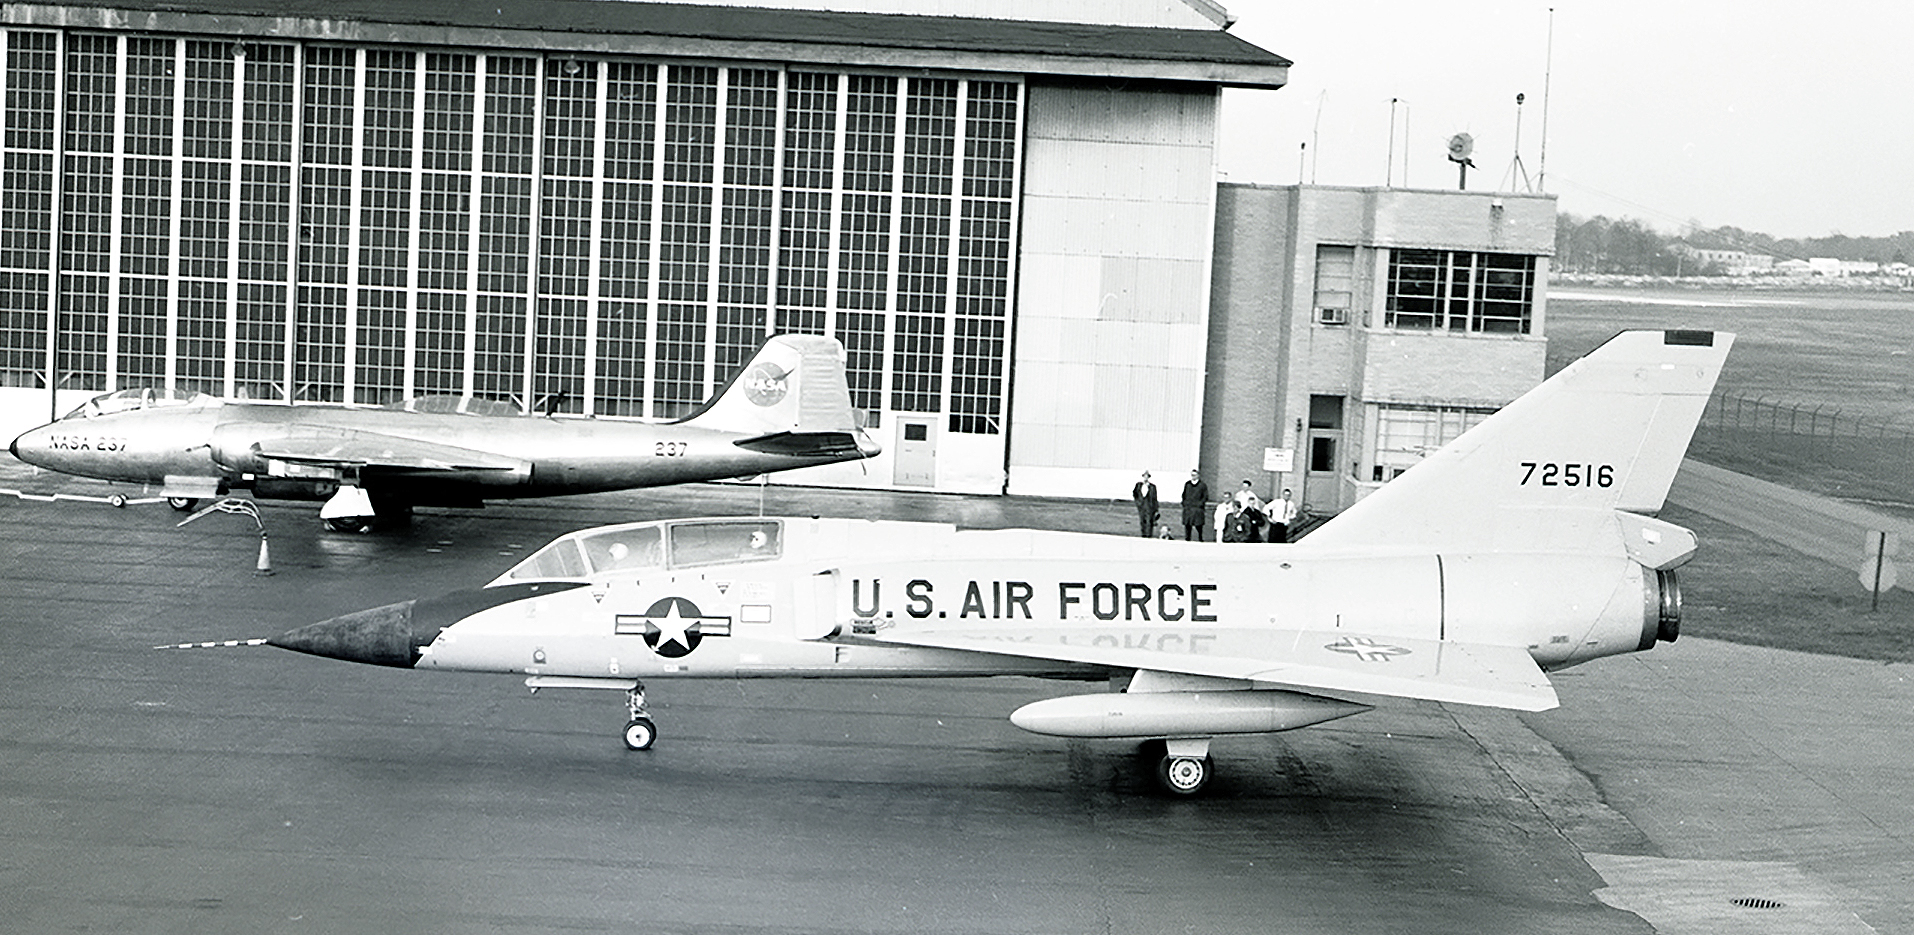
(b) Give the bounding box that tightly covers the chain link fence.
[1690,390,1914,508]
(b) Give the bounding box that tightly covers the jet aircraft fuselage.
[11,335,877,526]
[227,329,1733,794]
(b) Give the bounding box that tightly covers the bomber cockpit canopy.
[380,395,523,417]
[62,387,211,420]
[493,518,784,585]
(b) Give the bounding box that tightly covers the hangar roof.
[7,0,1290,89]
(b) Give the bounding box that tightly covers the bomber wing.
[866,625,1557,711]
[254,429,528,473]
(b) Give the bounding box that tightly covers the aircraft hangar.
[0,0,1555,510]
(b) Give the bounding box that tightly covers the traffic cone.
[254,533,275,577]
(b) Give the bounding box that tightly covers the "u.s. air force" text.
[850,578,1217,622]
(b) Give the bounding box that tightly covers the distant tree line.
[1554,213,1914,275]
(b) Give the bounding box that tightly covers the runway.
[0,461,1899,933]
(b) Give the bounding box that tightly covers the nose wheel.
[622,682,656,751]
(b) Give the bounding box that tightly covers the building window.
[1373,404,1492,480]
[1385,249,1535,334]
[1313,245,1354,326]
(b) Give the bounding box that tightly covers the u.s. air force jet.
[248,330,1729,794]
[11,335,876,530]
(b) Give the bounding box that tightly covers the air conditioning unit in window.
[1317,307,1348,326]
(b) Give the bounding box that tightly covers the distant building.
[1672,244,1775,276]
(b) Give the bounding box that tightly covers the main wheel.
[108,494,127,508]
[1156,754,1213,796]
[623,717,657,751]
[167,496,197,512]
[325,516,371,533]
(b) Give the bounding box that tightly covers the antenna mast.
[1538,7,1555,191]
[1502,93,1533,193]
[1386,98,1399,187]
[1310,90,1325,184]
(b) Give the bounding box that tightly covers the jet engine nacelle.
[1437,552,1680,670]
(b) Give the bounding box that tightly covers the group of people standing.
[1130,471,1296,543]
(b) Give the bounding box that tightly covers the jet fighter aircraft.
[252,330,1729,794]
[11,335,876,530]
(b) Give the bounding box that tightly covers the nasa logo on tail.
[743,362,790,407]
[615,597,733,658]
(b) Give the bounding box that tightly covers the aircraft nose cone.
[10,425,47,467]
[270,582,587,669]
[270,600,424,668]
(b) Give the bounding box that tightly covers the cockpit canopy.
[495,518,784,584]
[379,395,523,417]
[62,387,212,420]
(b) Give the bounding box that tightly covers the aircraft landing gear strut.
[622,681,656,751]
[1145,737,1213,796]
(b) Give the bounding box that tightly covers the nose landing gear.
[622,681,655,751]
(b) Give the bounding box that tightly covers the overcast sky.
[1215,0,1914,238]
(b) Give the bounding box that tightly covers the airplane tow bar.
[177,497,274,576]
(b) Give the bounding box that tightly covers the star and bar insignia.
[615,597,733,658]
[1323,636,1412,663]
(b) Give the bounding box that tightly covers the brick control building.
[1206,184,1555,515]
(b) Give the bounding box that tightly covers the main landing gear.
[622,681,656,751]
[1141,737,1214,796]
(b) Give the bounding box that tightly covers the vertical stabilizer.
[1305,330,1732,551]
[677,334,862,437]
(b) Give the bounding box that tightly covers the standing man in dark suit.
[1180,469,1210,540]
[1132,471,1158,537]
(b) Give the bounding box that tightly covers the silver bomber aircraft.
[251,330,1730,794]
[11,335,877,531]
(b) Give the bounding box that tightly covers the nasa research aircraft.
[11,335,876,531]
[236,330,1729,794]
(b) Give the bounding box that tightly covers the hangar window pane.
[536,61,596,415]
[296,47,354,402]
[1385,249,1535,334]
[417,55,473,397]
[651,64,717,416]
[355,53,416,404]
[474,56,536,402]
[1,30,56,386]
[949,83,1015,438]
[716,67,779,379]
[595,61,656,417]
[776,71,836,332]
[58,34,117,392]
[836,309,885,422]
[837,75,894,314]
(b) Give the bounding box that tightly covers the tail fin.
[1305,329,1733,551]
[677,335,870,449]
